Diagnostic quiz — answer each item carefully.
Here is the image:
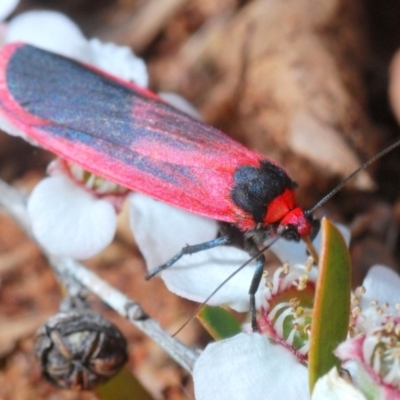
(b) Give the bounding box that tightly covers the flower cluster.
[1,3,400,400]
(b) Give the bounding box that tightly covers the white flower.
[128,193,318,398]
[193,333,309,400]
[129,192,265,312]
[335,265,400,400]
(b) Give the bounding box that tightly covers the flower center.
[364,320,400,389]
[46,159,130,211]
[48,158,129,197]
[258,263,316,361]
[67,162,128,195]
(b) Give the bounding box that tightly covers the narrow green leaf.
[197,305,241,340]
[309,218,351,392]
[96,366,154,400]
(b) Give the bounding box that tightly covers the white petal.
[312,368,367,400]
[361,265,400,308]
[27,176,116,259]
[0,0,18,21]
[4,11,88,60]
[194,333,309,400]
[87,38,148,87]
[129,193,263,312]
[271,222,350,265]
[129,193,218,267]
[159,92,202,120]
[160,245,263,312]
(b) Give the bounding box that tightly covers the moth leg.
[248,253,266,332]
[243,234,267,332]
[145,235,231,279]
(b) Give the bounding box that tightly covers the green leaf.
[197,305,241,340]
[96,366,154,400]
[308,218,351,392]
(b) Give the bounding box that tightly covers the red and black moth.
[0,43,396,330]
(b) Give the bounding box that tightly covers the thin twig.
[0,179,199,373]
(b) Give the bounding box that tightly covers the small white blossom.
[193,333,309,400]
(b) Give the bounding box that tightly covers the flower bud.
[34,311,128,390]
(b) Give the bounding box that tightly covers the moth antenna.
[307,138,400,214]
[171,236,281,337]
